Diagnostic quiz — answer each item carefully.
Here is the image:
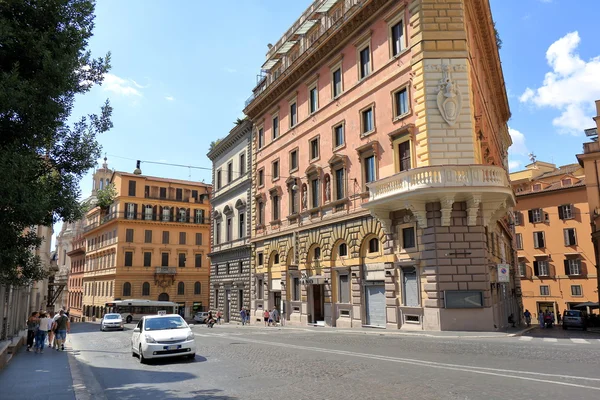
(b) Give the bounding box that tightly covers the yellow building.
[511,162,597,320]
[82,171,211,319]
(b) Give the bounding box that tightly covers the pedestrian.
[523,309,532,327]
[47,311,56,348]
[245,307,251,325]
[54,309,70,351]
[26,312,39,352]
[263,309,270,327]
[557,311,562,325]
[35,312,52,354]
[538,312,544,328]
[216,310,223,325]
[240,308,246,326]
[272,307,279,326]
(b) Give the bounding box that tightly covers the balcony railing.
[84,211,209,232]
[155,267,177,275]
[367,165,510,203]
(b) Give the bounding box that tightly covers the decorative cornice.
[207,119,253,161]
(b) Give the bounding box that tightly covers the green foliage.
[209,139,222,152]
[493,21,502,50]
[0,0,112,286]
[96,183,117,210]
[234,118,245,125]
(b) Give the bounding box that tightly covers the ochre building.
[82,171,211,319]
[245,0,519,331]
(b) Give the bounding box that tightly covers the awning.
[295,20,318,35]
[261,59,280,70]
[276,41,298,54]
[316,0,340,13]
[572,302,599,309]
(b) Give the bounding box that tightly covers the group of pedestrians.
[523,309,561,328]
[239,307,251,325]
[263,308,280,327]
[26,308,71,354]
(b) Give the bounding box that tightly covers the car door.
[132,319,143,350]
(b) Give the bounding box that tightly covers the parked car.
[100,313,124,331]
[131,314,196,363]
[563,310,587,330]
[193,312,209,324]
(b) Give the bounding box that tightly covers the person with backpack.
[26,312,39,352]
[53,309,70,351]
[524,309,532,327]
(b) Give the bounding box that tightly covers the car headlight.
[144,334,156,343]
[187,332,195,341]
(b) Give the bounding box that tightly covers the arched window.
[177,281,185,295]
[179,208,187,222]
[99,179,104,190]
[162,206,171,221]
[142,282,150,296]
[368,238,379,253]
[194,282,201,295]
[123,282,131,297]
[314,246,321,260]
[338,243,348,257]
[274,253,280,264]
[158,293,169,301]
[105,179,110,187]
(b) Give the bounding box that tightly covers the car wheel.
[562,325,567,330]
[138,345,146,364]
[126,316,133,323]
[187,354,195,360]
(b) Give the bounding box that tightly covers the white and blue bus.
[105,299,178,323]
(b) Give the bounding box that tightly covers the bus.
[105,299,179,323]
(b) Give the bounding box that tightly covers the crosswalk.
[518,336,600,345]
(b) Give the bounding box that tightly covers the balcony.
[363,165,515,230]
[155,267,177,275]
[154,266,177,288]
[84,211,209,233]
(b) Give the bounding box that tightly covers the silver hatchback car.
[563,310,586,330]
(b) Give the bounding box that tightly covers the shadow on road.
[104,386,238,399]
[522,326,600,339]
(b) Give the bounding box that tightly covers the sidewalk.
[0,343,75,400]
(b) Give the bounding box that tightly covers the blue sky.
[54,0,600,242]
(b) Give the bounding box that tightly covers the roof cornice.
[207,120,253,161]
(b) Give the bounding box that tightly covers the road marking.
[542,338,558,342]
[571,338,590,344]
[519,336,533,341]
[196,333,600,390]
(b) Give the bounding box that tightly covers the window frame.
[518,261,527,277]
[356,36,372,80]
[567,258,582,276]
[563,228,577,246]
[332,121,345,150]
[392,85,410,120]
[308,82,319,115]
[540,285,550,296]
[272,159,280,182]
[289,100,298,128]
[289,147,299,173]
[309,136,320,162]
[257,126,265,150]
[533,231,545,249]
[195,254,202,268]
[178,252,186,268]
[558,204,574,220]
[257,168,265,188]
[330,57,343,99]
[387,10,406,58]
[239,152,246,176]
[360,104,376,136]
[143,251,152,267]
[227,161,233,183]
[124,251,133,267]
[397,223,417,252]
[571,284,583,296]
[515,233,523,250]
[338,273,350,304]
[239,211,245,238]
[272,114,279,140]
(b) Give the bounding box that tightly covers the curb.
[507,326,537,337]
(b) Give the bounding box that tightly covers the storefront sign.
[497,264,510,283]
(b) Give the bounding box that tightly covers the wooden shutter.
[564,229,570,246]
[564,260,570,275]
[533,232,539,248]
[186,208,191,223]
[153,205,157,220]
[528,210,534,223]
[133,203,138,219]
[558,206,564,220]
[533,261,539,276]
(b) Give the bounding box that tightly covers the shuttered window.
[338,274,350,303]
[563,228,576,246]
[533,231,545,248]
[558,204,573,220]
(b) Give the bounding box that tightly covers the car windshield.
[144,316,187,331]
[564,311,581,317]
[105,314,120,320]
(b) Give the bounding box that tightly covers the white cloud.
[509,160,522,170]
[102,73,142,97]
[519,32,600,134]
[508,127,528,156]
[131,79,150,89]
[165,96,175,102]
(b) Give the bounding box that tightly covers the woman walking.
[47,311,56,348]
[35,312,52,354]
[26,312,39,352]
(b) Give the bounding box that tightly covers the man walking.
[240,308,246,326]
[54,309,70,351]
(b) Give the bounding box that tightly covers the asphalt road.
[66,322,600,400]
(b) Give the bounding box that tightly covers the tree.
[209,139,222,152]
[95,183,117,210]
[0,0,112,285]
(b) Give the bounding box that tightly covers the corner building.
[207,120,253,323]
[245,0,518,331]
[82,171,211,319]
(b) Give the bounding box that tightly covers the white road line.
[571,338,590,344]
[519,336,533,341]
[543,338,558,342]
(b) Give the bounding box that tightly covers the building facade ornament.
[436,64,463,127]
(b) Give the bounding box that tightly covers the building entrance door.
[273,292,281,314]
[365,282,386,327]
[225,290,231,322]
[312,284,325,323]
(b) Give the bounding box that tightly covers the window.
[391,20,404,57]
[124,251,133,267]
[226,217,232,241]
[359,45,370,79]
[333,124,344,148]
[514,211,523,225]
[532,183,542,191]
[126,203,136,219]
[310,177,320,208]
[144,205,153,220]
[128,180,136,196]
[290,181,299,214]
[361,107,374,134]
[227,161,233,183]
[515,233,523,250]
[338,243,348,257]
[216,169,222,189]
[398,140,411,171]
[272,160,279,181]
[534,260,549,277]
[258,128,264,149]
[274,253,280,264]
[558,204,573,220]
[178,208,187,222]
[194,282,201,295]
[214,289,219,307]
[123,282,131,297]
[571,285,582,296]
[290,149,298,172]
[161,252,169,267]
[562,178,572,186]
[257,252,264,266]
[314,247,321,260]
[240,153,246,176]
[195,209,204,224]
[290,102,297,128]
[332,68,342,98]
[339,274,350,303]
[179,232,186,245]
[191,189,198,201]
[142,282,150,296]
[143,252,152,267]
[178,253,186,267]
[518,262,526,277]
[272,194,280,221]
[162,231,169,244]
[540,285,550,296]
[159,187,167,199]
[144,230,152,243]
[193,233,202,246]
[239,212,245,238]
[368,238,379,253]
[364,155,376,185]
[402,227,416,249]
[528,208,543,223]
[533,231,545,248]
[258,201,265,226]
[563,228,577,246]
[310,137,319,160]
[309,86,318,114]
[334,167,345,200]
[126,229,134,243]
[178,282,185,295]
[258,169,265,187]
[293,277,300,301]
[394,88,409,118]
[272,116,279,139]
[195,254,202,268]
[162,207,171,221]
[215,221,221,244]
[565,259,581,275]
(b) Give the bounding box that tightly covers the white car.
[101,313,124,331]
[131,314,196,363]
